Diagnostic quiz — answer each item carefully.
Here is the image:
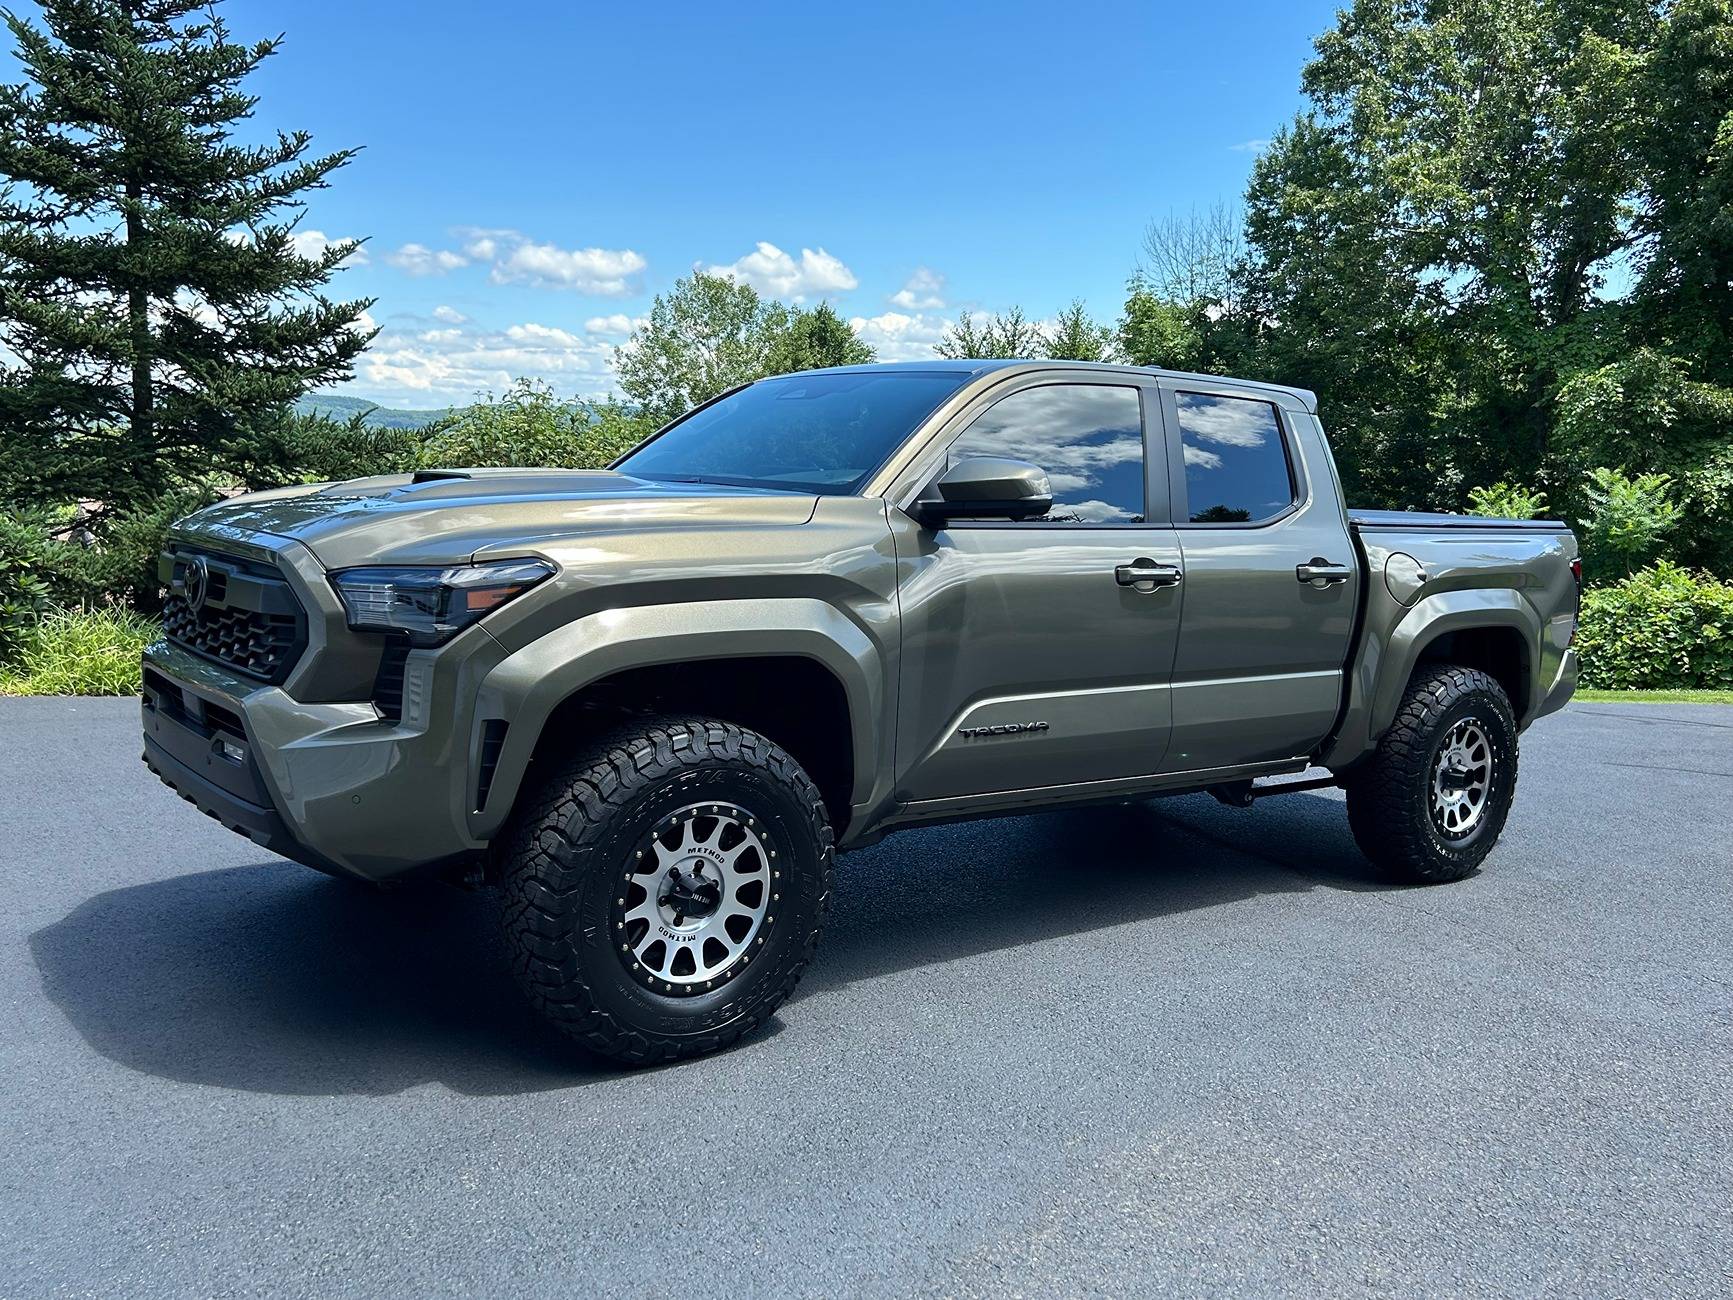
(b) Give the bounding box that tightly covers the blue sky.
[13,0,1339,406]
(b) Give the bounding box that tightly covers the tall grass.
[0,607,157,696]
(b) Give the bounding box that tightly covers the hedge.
[1575,563,1733,691]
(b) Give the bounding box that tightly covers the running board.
[1207,773,1342,807]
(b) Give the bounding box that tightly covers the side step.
[1207,773,1342,807]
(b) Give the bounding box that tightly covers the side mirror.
[913,456,1052,526]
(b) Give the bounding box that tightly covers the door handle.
[1296,558,1352,586]
[1115,560,1183,590]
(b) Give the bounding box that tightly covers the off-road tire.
[1345,665,1518,885]
[497,717,833,1064]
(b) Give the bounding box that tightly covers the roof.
[783,358,1318,412]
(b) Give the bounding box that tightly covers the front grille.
[162,548,308,684]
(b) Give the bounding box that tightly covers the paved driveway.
[3,697,1730,1297]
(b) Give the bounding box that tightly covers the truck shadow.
[30,792,1384,1099]
[800,791,1380,996]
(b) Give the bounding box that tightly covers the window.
[1174,392,1294,524]
[617,369,972,495]
[949,384,1145,523]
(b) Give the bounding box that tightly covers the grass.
[0,607,157,696]
[1575,687,1733,705]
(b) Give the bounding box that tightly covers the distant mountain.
[295,393,454,429]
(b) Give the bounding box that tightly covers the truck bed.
[1349,509,1570,533]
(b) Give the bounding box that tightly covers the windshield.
[616,370,971,494]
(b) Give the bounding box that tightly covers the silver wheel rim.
[1430,717,1493,840]
[614,801,775,992]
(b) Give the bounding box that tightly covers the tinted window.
[1175,392,1294,523]
[950,384,1144,523]
[618,370,971,494]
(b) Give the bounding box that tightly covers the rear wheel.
[1345,665,1518,884]
[497,717,833,1064]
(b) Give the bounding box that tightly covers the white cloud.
[382,228,646,296]
[848,310,953,362]
[1229,138,1270,154]
[584,313,644,336]
[889,266,946,310]
[455,227,516,262]
[491,240,646,294]
[432,305,467,324]
[349,308,379,337]
[292,229,368,266]
[352,312,618,404]
[385,242,470,276]
[704,241,857,302]
[1176,394,1277,448]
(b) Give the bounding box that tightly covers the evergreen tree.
[0,0,374,506]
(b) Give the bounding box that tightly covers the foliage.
[1166,0,1733,521]
[763,302,874,374]
[1043,301,1116,362]
[225,382,660,486]
[420,381,651,469]
[0,507,71,657]
[1578,466,1684,579]
[1576,563,1733,689]
[614,274,874,424]
[935,307,1045,360]
[0,606,158,696]
[0,0,374,507]
[1466,482,1550,520]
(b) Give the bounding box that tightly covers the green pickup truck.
[142,360,1580,1062]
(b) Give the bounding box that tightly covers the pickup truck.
[142,360,1580,1063]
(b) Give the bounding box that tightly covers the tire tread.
[496,716,834,1064]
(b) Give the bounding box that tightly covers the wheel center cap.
[658,862,722,925]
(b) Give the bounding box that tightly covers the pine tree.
[0,0,375,506]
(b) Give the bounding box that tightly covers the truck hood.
[174,468,821,569]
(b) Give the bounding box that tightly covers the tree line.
[3,0,1732,618]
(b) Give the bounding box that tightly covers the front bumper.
[142,684,343,876]
[142,630,500,884]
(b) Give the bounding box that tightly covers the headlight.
[330,559,554,646]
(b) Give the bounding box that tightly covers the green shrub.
[0,506,84,657]
[0,606,159,696]
[61,488,220,614]
[1466,481,1548,519]
[1576,563,1733,690]
[422,380,651,469]
[1578,467,1683,580]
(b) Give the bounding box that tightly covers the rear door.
[889,373,1183,802]
[1156,382,1358,771]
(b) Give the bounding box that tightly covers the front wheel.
[1345,665,1519,884]
[497,717,834,1064]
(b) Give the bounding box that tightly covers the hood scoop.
[410,469,472,484]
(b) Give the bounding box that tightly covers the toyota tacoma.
[141,361,1580,1062]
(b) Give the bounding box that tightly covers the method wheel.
[1345,665,1518,884]
[498,717,833,1064]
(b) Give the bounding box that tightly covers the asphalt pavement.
[3,696,1730,1297]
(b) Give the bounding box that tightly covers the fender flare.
[467,598,887,840]
[1323,588,1540,771]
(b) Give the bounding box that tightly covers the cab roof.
[781,359,1318,413]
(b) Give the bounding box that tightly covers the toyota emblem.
[181,555,211,614]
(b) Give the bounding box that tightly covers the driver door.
[888,374,1183,806]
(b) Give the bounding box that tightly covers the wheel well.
[1416,625,1530,718]
[523,656,857,835]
